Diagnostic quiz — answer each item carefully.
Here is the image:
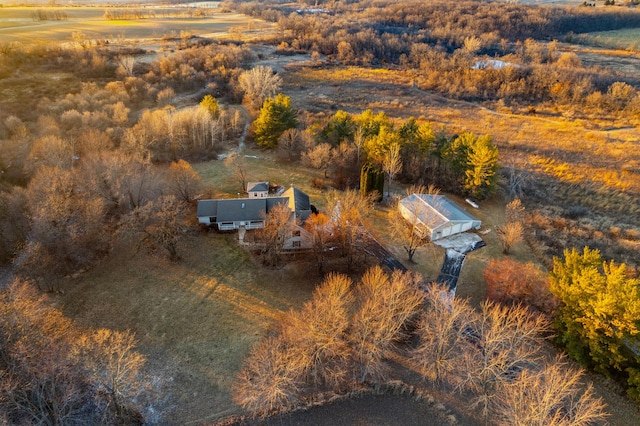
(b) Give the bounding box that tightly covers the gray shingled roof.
[283,186,310,213]
[247,181,269,193]
[197,188,311,224]
[197,200,217,217]
[216,199,267,222]
[266,197,290,212]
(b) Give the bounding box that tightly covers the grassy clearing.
[194,146,328,208]
[56,151,331,422]
[59,230,320,423]
[574,28,640,51]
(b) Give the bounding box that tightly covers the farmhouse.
[197,186,312,231]
[398,194,481,241]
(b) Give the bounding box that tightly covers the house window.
[292,240,301,248]
[293,230,301,237]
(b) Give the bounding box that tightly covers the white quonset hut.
[398,194,481,241]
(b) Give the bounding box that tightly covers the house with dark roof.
[398,194,481,241]
[197,186,312,233]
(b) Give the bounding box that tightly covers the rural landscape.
[1,0,640,424]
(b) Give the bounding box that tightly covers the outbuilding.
[398,194,481,241]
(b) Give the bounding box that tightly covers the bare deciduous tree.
[390,184,440,262]
[352,127,366,165]
[501,160,533,200]
[26,135,74,172]
[20,166,109,285]
[505,198,525,224]
[329,141,359,190]
[166,159,202,202]
[279,273,353,389]
[303,212,331,275]
[350,267,425,383]
[277,128,304,162]
[232,335,301,417]
[302,142,332,178]
[121,195,188,261]
[412,283,477,385]
[238,66,282,111]
[74,329,147,420]
[382,142,402,198]
[0,279,87,424]
[116,55,135,77]
[496,221,524,254]
[326,189,373,272]
[78,150,160,215]
[456,301,548,417]
[0,279,148,424]
[0,186,29,263]
[494,357,608,426]
[224,151,249,192]
[256,202,296,268]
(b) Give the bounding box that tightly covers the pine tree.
[199,94,219,118]
[254,94,298,149]
[549,247,640,397]
[464,134,499,199]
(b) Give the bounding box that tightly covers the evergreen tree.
[464,134,499,199]
[319,110,356,146]
[360,163,384,201]
[254,94,298,149]
[549,247,640,398]
[199,94,219,118]
[442,132,498,199]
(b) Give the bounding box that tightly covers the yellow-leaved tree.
[549,247,640,399]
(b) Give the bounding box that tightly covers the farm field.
[0,6,271,43]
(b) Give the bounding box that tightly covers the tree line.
[0,279,148,424]
[250,96,500,200]
[0,39,270,282]
[229,0,640,120]
[233,266,607,424]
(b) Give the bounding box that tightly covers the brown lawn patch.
[58,232,320,424]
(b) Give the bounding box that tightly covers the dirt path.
[237,105,250,152]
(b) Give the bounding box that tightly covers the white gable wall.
[398,195,481,241]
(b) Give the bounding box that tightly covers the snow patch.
[472,59,520,70]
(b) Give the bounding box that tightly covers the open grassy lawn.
[57,154,334,423]
[58,230,320,423]
[194,147,329,208]
[0,7,270,43]
[575,27,640,51]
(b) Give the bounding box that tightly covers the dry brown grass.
[36,43,640,424]
[282,61,640,424]
[284,63,640,263]
[57,231,321,424]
